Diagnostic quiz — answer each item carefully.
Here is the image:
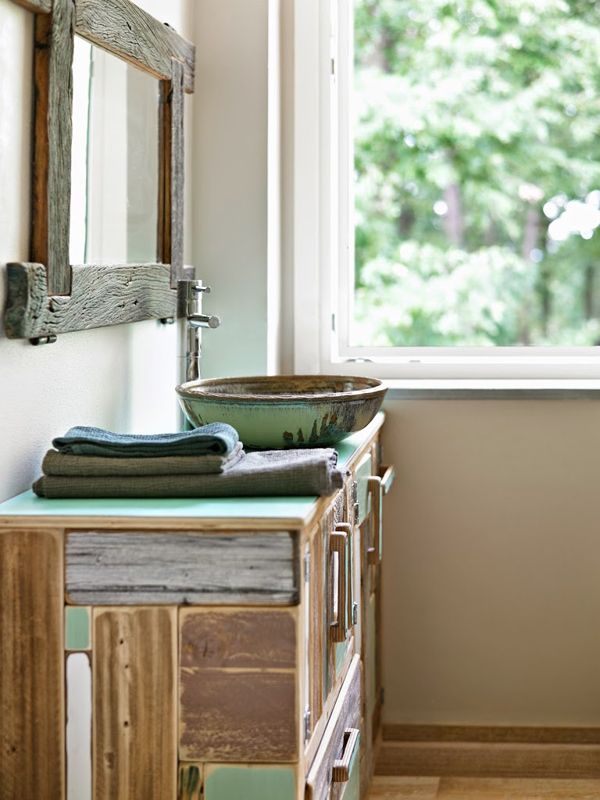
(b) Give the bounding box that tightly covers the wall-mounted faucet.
[180,279,220,382]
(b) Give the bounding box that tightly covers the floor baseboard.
[377,726,600,779]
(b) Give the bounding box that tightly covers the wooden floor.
[369,777,600,799]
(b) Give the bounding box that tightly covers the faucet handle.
[188,313,221,329]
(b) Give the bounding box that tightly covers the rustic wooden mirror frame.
[4,0,195,343]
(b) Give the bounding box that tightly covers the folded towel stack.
[33,424,345,499]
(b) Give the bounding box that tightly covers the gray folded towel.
[52,422,239,457]
[41,442,244,477]
[33,448,345,498]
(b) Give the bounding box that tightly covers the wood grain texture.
[9,0,52,12]
[382,725,600,745]
[306,655,362,800]
[74,0,195,91]
[66,530,298,605]
[180,669,297,762]
[32,0,73,295]
[368,777,600,799]
[4,262,179,338]
[178,764,202,800]
[376,741,600,779]
[0,528,64,800]
[180,608,296,669]
[93,607,177,800]
[159,60,184,286]
[368,777,441,799]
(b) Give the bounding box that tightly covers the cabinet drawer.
[65,530,298,605]
[305,655,362,800]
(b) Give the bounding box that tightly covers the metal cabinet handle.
[332,728,361,783]
[367,476,382,565]
[329,530,348,643]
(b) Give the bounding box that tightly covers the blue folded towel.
[52,423,239,458]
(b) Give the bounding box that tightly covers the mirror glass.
[70,37,160,265]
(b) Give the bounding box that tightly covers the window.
[291,0,600,379]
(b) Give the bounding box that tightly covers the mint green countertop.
[0,414,383,525]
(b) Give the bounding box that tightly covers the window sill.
[384,379,600,399]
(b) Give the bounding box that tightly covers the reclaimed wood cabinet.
[0,413,393,800]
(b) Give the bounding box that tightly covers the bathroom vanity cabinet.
[0,413,393,800]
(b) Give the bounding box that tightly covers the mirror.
[70,36,160,266]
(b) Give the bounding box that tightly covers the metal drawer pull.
[329,530,348,643]
[332,727,360,783]
[379,464,395,495]
[367,476,382,565]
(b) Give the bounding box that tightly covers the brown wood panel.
[4,263,179,339]
[159,59,185,287]
[376,741,600,780]
[180,608,296,669]
[382,725,600,745]
[180,669,297,762]
[368,776,600,799]
[74,0,195,91]
[368,776,440,799]
[93,607,177,800]
[32,0,73,296]
[0,528,64,800]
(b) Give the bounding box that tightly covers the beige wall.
[0,0,194,503]
[381,397,600,726]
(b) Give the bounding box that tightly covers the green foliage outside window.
[353,0,600,346]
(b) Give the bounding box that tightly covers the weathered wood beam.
[32,0,74,296]
[159,59,185,287]
[75,0,195,92]
[4,262,179,339]
[9,0,52,13]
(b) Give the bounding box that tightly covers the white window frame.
[291,0,600,382]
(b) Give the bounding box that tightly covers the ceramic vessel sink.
[176,375,387,449]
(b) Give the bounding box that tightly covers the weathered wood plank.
[158,59,185,286]
[4,262,179,338]
[178,764,202,800]
[32,0,74,295]
[306,655,362,800]
[75,0,195,92]
[180,608,296,669]
[66,652,92,800]
[0,529,65,799]
[180,669,297,762]
[66,530,299,605]
[93,607,177,799]
[9,0,52,12]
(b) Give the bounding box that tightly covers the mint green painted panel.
[355,451,373,526]
[204,765,296,800]
[65,606,91,650]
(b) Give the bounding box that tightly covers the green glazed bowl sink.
[176,375,387,449]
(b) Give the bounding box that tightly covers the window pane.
[353,0,600,347]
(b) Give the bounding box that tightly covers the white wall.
[0,0,195,502]
[191,0,282,378]
[381,397,600,725]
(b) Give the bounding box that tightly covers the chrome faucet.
[179,279,220,382]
